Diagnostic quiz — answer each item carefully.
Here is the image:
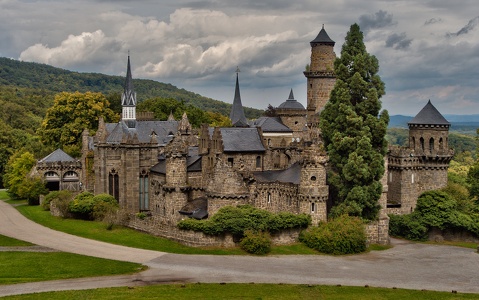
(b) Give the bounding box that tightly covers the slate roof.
[179,197,208,219]
[230,72,248,127]
[311,25,335,46]
[105,120,179,144]
[220,127,266,152]
[251,117,292,133]
[39,149,76,163]
[254,162,301,185]
[150,146,202,174]
[408,100,450,126]
[277,89,306,110]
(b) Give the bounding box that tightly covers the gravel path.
[1,200,479,297]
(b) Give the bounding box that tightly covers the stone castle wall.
[128,215,302,247]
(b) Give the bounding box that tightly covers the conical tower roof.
[229,70,248,127]
[121,55,136,107]
[408,100,450,126]
[278,89,305,110]
[311,25,335,46]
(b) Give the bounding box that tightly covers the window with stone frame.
[139,171,149,211]
[109,170,119,201]
[256,156,261,169]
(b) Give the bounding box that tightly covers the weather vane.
[236,66,240,74]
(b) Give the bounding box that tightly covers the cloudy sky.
[1,0,478,116]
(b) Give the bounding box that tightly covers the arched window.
[267,192,271,204]
[63,171,78,182]
[429,137,434,154]
[311,202,315,213]
[420,137,425,152]
[439,138,444,151]
[109,170,119,201]
[256,156,261,168]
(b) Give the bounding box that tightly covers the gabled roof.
[311,25,335,46]
[277,89,306,110]
[105,120,179,144]
[254,162,301,185]
[39,149,76,163]
[408,100,450,126]
[221,127,266,152]
[251,117,292,133]
[229,72,248,127]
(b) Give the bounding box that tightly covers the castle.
[34,25,453,245]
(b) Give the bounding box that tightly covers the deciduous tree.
[38,92,118,155]
[320,23,389,220]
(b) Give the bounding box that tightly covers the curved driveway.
[1,200,479,297]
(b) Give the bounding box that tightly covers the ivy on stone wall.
[177,205,311,237]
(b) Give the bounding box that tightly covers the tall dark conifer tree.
[320,23,389,220]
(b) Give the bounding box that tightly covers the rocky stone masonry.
[128,215,302,247]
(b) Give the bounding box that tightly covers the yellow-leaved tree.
[38,92,118,157]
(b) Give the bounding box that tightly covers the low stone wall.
[365,217,390,245]
[429,227,479,243]
[127,215,302,247]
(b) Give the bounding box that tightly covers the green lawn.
[0,189,10,200]
[0,234,33,247]
[3,283,478,300]
[0,252,144,285]
[16,204,320,255]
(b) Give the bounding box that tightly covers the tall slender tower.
[304,25,336,122]
[121,55,137,124]
[230,68,249,127]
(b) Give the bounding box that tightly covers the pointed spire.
[178,112,192,134]
[167,111,175,121]
[121,55,137,121]
[230,69,248,127]
[288,88,295,101]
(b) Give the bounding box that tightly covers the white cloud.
[1,1,479,115]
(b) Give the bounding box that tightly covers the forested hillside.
[0,57,263,187]
[0,57,262,118]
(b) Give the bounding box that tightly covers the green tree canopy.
[3,151,37,199]
[320,23,389,220]
[38,92,118,156]
[137,97,230,128]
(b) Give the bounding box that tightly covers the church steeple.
[229,67,248,127]
[121,55,137,121]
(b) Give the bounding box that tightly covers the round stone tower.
[304,25,336,122]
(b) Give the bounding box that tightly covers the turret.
[304,25,336,118]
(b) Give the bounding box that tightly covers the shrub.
[299,215,367,255]
[18,176,49,205]
[68,192,95,219]
[91,194,118,221]
[42,190,73,211]
[389,214,428,241]
[177,205,310,237]
[51,194,73,218]
[240,230,271,255]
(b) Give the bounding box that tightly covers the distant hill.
[0,57,263,119]
[389,115,479,135]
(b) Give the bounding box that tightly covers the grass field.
[0,251,144,285]
[0,234,33,247]
[3,283,478,300]
[15,204,320,255]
